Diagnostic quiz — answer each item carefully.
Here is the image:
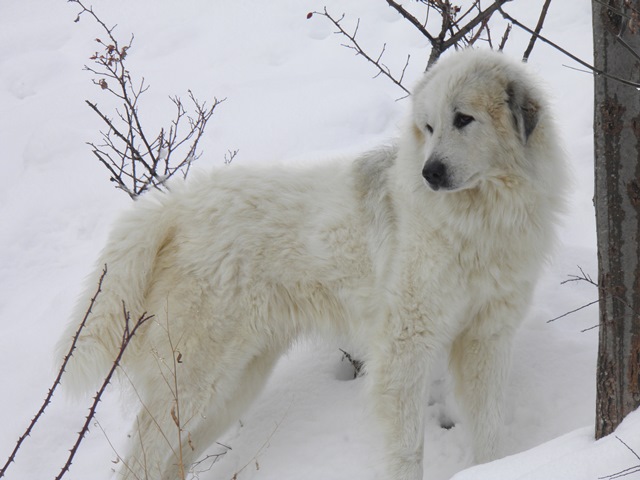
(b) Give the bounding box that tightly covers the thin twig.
[314,8,410,95]
[339,349,364,379]
[224,149,239,165]
[581,324,600,333]
[85,101,154,174]
[55,308,153,480]
[498,23,512,51]
[93,418,130,476]
[189,445,232,478]
[615,34,640,64]
[549,265,640,332]
[0,266,108,479]
[548,266,599,324]
[500,7,640,88]
[315,1,514,91]
[385,0,435,42]
[598,436,640,479]
[547,299,600,323]
[561,266,597,287]
[230,402,292,480]
[616,435,640,462]
[444,0,512,50]
[118,366,180,464]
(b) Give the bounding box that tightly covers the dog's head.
[410,49,545,192]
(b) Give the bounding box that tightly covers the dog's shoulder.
[351,144,398,249]
[353,144,397,199]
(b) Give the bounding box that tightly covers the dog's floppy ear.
[506,80,540,144]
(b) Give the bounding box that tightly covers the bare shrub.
[71,0,224,199]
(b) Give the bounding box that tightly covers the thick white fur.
[57,49,566,480]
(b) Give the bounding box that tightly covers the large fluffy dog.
[58,49,566,479]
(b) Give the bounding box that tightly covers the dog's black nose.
[422,160,449,190]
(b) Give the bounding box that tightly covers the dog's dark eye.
[453,113,475,129]
[426,124,434,134]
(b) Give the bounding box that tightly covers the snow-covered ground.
[1,1,637,479]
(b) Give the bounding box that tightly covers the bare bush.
[71,0,223,199]
[0,268,152,480]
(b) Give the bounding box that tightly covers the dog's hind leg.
[118,346,280,480]
[162,348,281,478]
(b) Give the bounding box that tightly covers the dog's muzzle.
[422,159,450,190]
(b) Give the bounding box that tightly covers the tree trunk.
[593,0,640,440]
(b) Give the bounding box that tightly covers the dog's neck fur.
[389,145,560,277]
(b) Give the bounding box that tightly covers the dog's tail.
[55,197,175,396]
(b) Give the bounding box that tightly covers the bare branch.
[339,349,364,379]
[500,7,640,88]
[615,33,640,64]
[523,0,553,62]
[385,0,435,42]
[547,299,600,323]
[442,0,512,52]
[312,8,410,95]
[561,266,597,287]
[224,149,239,165]
[313,1,516,91]
[229,403,291,480]
[498,23,512,51]
[548,266,599,325]
[456,1,483,26]
[598,436,640,479]
[0,267,108,478]
[615,435,640,462]
[55,307,153,480]
[399,53,411,85]
[85,101,154,175]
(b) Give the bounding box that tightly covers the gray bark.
[593,0,640,440]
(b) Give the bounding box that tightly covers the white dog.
[57,49,566,479]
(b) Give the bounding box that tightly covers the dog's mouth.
[425,181,455,192]
[423,170,482,192]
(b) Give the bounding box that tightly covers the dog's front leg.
[369,324,439,480]
[450,292,530,464]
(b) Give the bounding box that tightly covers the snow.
[0,1,635,479]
